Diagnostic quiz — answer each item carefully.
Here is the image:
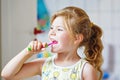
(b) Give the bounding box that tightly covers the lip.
[52,40,58,44]
[49,38,58,45]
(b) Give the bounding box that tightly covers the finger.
[33,41,38,51]
[42,42,48,48]
[27,41,34,51]
[37,41,42,50]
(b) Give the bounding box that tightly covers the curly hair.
[51,6,103,80]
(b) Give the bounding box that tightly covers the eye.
[57,28,63,31]
[50,26,53,30]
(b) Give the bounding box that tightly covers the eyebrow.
[51,25,67,30]
[51,25,64,28]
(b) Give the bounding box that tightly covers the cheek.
[58,33,72,46]
[48,32,51,40]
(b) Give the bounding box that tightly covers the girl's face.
[48,16,75,53]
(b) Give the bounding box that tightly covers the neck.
[53,51,81,67]
[55,51,81,62]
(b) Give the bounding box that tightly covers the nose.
[49,29,56,36]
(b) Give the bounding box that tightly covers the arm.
[1,41,46,80]
[82,63,98,80]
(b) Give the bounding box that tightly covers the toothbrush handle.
[28,46,32,51]
[27,43,51,51]
[27,40,57,51]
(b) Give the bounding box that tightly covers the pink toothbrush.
[28,41,57,51]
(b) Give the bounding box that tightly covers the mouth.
[49,39,58,47]
[49,37,58,44]
[49,37,58,46]
[52,40,58,44]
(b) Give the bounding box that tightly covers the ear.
[74,34,83,44]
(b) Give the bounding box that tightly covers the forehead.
[52,16,64,26]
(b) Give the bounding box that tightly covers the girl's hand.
[27,40,46,54]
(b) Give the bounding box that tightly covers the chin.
[51,50,56,53]
[51,49,59,53]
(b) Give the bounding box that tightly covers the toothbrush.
[28,41,57,51]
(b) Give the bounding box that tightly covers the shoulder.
[82,62,98,80]
[42,56,54,66]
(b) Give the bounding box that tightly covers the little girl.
[1,6,103,80]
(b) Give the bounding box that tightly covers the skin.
[1,16,98,80]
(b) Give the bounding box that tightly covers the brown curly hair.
[51,6,103,80]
